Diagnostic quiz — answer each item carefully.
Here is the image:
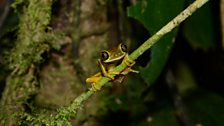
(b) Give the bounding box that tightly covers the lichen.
[0,0,55,125]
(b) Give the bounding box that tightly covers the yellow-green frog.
[86,43,138,91]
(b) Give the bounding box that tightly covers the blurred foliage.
[128,0,184,85]
[186,92,224,126]
[182,1,216,50]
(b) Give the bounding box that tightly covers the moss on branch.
[22,0,209,125]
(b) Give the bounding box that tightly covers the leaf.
[146,107,179,126]
[140,91,224,126]
[182,2,215,50]
[128,0,184,85]
[132,103,179,126]
[186,92,224,126]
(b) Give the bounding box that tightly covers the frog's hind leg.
[86,72,103,91]
[86,72,102,83]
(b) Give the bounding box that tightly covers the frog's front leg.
[121,54,139,75]
[98,59,116,79]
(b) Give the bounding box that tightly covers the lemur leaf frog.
[86,43,138,91]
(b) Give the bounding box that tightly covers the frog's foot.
[122,54,136,67]
[102,71,117,80]
[121,55,139,74]
[121,67,139,75]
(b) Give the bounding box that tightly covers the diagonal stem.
[97,0,209,92]
[51,0,209,124]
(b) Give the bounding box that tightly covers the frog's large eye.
[120,44,127,53]
[100,51,109,61]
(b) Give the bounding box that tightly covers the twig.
[54,0,209,122]
[15,0,210,125]
[55,90,94,121]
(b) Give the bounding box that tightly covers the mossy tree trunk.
[0,0,53,125]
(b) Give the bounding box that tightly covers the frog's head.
[100,43,127,63]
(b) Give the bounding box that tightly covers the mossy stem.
[54,0,209,122]
[98,0,209,91]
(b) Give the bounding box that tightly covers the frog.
[86,43,138,91]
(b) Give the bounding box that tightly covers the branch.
[56,0,209,122]
[96,0,209,92]
[22,0,209,125]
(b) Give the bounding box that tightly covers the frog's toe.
[105,74,115,80]
[120,67,139,75]
[122,55,135,67]
[129,69,139,73]
[92,83,101,91]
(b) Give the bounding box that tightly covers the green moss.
[0,0,55,125]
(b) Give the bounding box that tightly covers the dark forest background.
[0,0,223,125]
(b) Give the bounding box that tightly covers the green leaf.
[186,92,224,126]
[146,107,179,126]
[128,0,184,85]
[182,2,215,50]
[133,104,179,126]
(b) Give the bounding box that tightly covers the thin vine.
[19,0,209,125]
[53,0,209,124]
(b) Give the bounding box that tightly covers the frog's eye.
[100,51,109,61]
[120,44,127,53]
